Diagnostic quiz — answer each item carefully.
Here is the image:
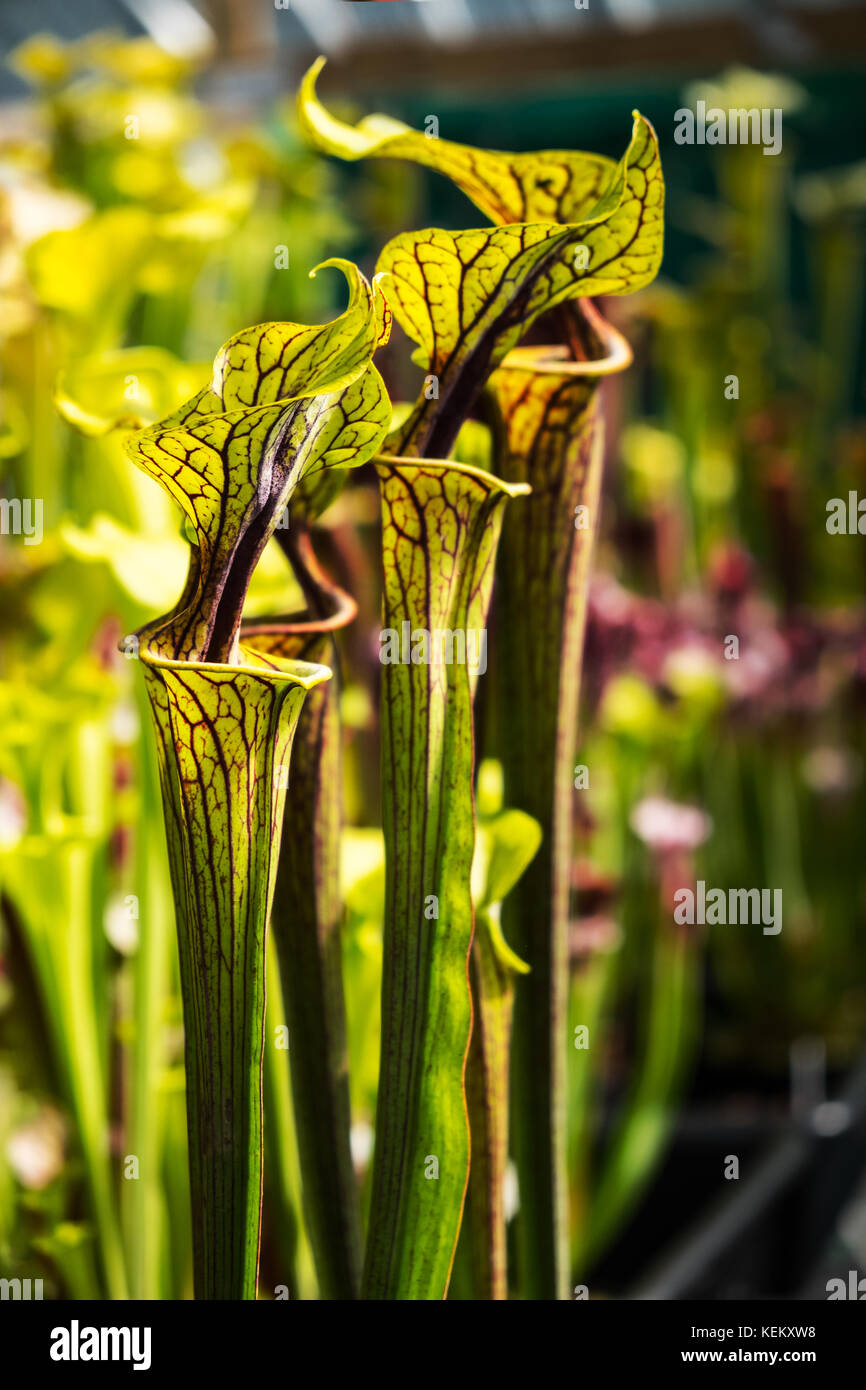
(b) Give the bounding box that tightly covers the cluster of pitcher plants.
[0,39,673,1300]
[70,60,663,1300]
[5,33,866,1306]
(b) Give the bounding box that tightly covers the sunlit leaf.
[300,59,662,465]
[474,808,542,928]
[55,347,210,437]
[61,514,188,612]
[299,56,616,225]
[0,389,29,459]
[378,119,661,458]
[122,261,391,665]
[27,208,154,332]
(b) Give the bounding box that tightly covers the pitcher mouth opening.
[499,299,633,379]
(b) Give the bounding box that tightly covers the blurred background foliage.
[1,0,865,1299]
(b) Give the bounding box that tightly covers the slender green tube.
[363,457,529,1300]
[141,648,329,1299]
[247,527,362,1299]
[464,918,517,1299]
[489,313,632,1299]
[124,679,174,1299]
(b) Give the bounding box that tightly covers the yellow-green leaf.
[121,261,391,664]
[55,347,210,436]
[299,56,616,226]
[378,113,661,459]
[299,61,662,463]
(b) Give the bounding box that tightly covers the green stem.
[123,679,174,1298]
[584,913,698,1265]
[464,913,517,1299]
[262,933,317,1300]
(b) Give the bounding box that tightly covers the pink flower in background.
[7,1110,66,1190]
[630,796,712,856]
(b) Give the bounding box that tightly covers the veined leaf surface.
[299,56,616,225]
[128,261,391,663]
[299,62,662,464]
[142,650,329,1300]
[377,126,660,459]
